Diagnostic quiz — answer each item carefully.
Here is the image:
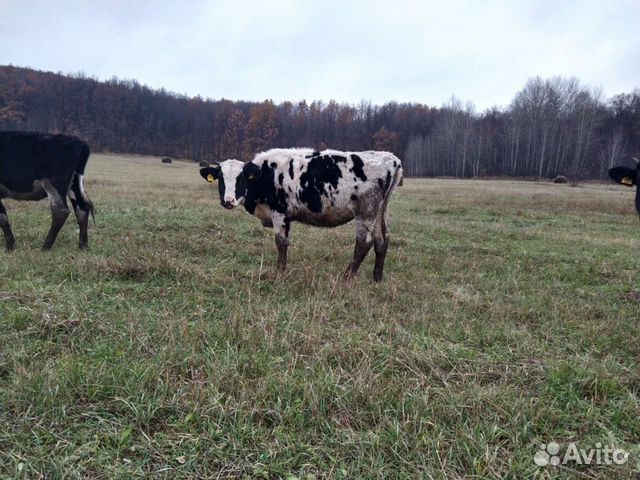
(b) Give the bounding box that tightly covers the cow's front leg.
[272,213,291,273]
[0,199,16,251]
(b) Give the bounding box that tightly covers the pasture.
[1,153,639,479]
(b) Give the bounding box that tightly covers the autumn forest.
[1,65,638,179]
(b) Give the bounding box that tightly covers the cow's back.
[0,132,88,194]
[245,148,401,226]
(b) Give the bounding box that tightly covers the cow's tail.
[385,161,403,205]
[71,142,96,224]
[393,163,404,189]
[378,160,403,224]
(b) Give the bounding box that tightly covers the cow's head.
[200,160,247,209]
[608,156,640,216]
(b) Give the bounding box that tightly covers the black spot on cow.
[331,155,347,163]
[350,194,358,201]
[278,172,284,186]
[305,150,321,158]
[350,154,367,181]
[235,174,247,202]
[299,155,343,213]
[244,162,289,215]
[377,171,393,192]
[275,187,287,212]
[244,162,262,182]
[289,159,294,179]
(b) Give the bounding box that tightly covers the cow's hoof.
[41,244,53,251]
[78,243,88,250]
[343,270,356,281]
[5,243,15,252]
[373,268,384,282]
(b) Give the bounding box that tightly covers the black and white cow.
[0,131,95,250]
[200,148,403,281]
[608,156,640,217]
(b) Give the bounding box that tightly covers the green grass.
[1,153,639,479]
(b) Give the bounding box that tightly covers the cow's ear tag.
[622,177,634,186]
[207,174,215,183]
[247,173,256,181]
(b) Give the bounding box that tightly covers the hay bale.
[161,157,173,164]
[199,161,209,167]
[552,175,568,184]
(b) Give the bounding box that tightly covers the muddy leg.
[344,218,374,279]
[373,212,389,282]
[273,214,290,273]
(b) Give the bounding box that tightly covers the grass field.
[1,153,639,479]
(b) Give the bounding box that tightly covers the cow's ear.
[243,162,262,182]
[200,163,221,183]
[609,166,637,187]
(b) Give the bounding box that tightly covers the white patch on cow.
[77,174,88,203]
[220,159,245,207]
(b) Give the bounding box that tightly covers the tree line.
[1,65,638,179]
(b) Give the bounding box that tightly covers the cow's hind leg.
[69,197,89,249]
[372,210,389,282]
[344,218,375,279]
[42,181,70,250]
[69,178,90,249]
[0,199,16,251]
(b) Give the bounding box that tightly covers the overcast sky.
[1,0,639,110]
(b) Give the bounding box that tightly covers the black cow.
[608,156,640,217]
[0,131,95,250]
